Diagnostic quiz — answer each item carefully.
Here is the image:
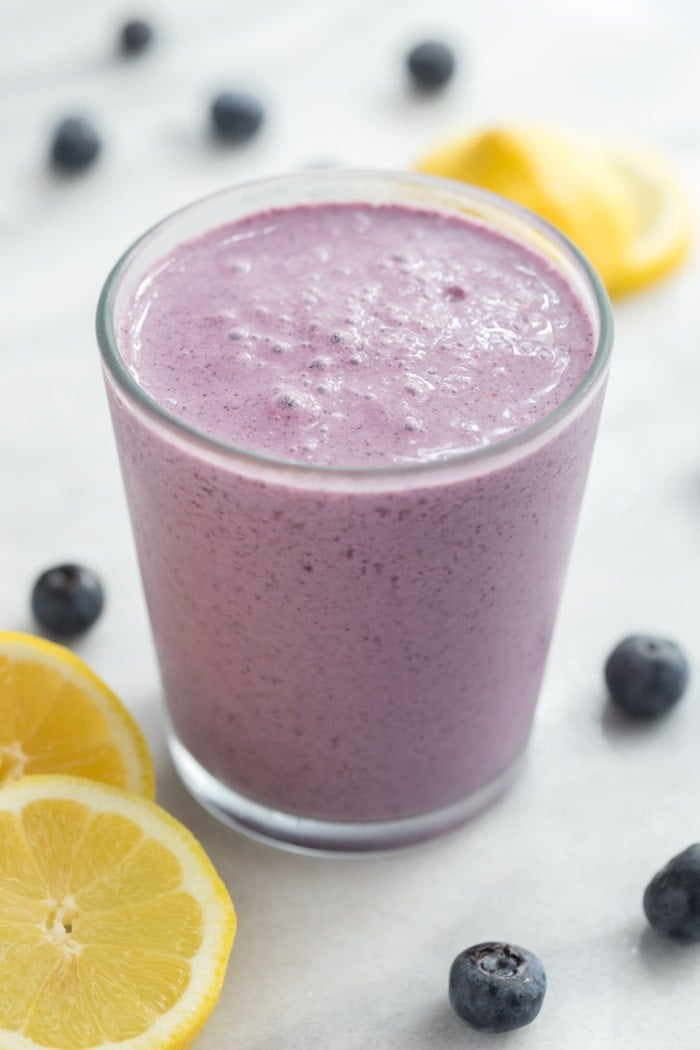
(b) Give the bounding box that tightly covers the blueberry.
[50,117,101,174]
[448,942,546,1033]
[31,564,105,637]
[210,92,264,143]
[406,40,456,91]
[604,634,689,718]
[119,18,154,56]
[644,845,700,941]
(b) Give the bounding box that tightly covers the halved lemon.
[0,774,236,1050]
[0,631,154,797]
[416,124,692,296]
[603,143,693,296]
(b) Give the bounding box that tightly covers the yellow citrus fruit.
[416,124,692,296]
[0,774,236,1050]
[0,631,154,797]
[601,143,693,296]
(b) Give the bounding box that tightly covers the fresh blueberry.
[50,117,101,174]
[210,92,264,143]
[449,942,546,1033]
[119,18,154,55]
[644,845,700,941]
[31,564,105,637]
[406,40,456,91]
[604,634,689,718]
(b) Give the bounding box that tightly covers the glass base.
[168,734,525,855]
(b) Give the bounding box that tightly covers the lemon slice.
[416,124,692,296]
[0,774,236,1050]
[603,143,693,296]
[0,631,154,797]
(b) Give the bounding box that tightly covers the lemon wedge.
[0,631,154,796]
[0,774,236,1050]
[416,124,692,296]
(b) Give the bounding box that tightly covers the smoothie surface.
[120,202,595,467]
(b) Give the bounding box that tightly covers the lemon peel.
[416,124,692,296]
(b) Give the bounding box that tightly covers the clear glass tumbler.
[97,170,613,852]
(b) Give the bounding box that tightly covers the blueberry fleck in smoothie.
[99,172,611,851]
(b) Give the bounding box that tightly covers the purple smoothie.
[101,176,610,845]
[124,204,592,466]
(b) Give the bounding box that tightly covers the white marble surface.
[2,0,700,1046]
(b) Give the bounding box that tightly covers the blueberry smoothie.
[99,172,611,850]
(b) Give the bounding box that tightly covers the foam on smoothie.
[120,203,594,467]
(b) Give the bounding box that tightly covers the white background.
[1,0,700,1046]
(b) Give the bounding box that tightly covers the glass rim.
[96,167,614,483]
